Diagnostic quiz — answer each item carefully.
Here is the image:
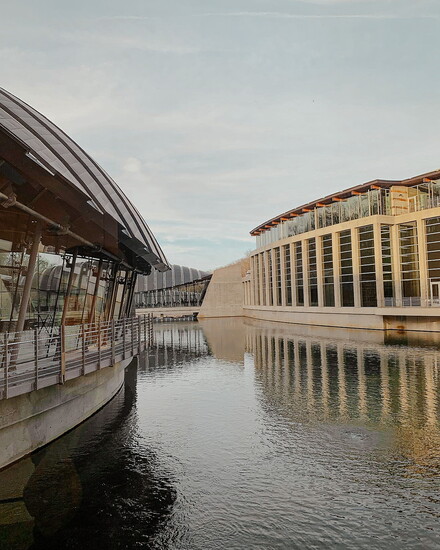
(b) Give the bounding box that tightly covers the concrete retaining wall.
[198,261,244,318]
[0,358,131,470]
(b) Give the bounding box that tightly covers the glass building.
[243,171,440,330]
[0,87,169,333]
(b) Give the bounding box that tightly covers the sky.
[2,0,440,271]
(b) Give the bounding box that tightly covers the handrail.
[0,314,153,400]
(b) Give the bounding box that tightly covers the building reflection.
[244,319,440,475]
[143,322,209,371]
[0,360,177,550]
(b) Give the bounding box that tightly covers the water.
[1,318,439,549]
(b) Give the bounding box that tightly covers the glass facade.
[295,242,304,306]
[381,225,394,304]
[339,230,354,307]
[284,244,292,306]
[250,185,440,312]
[274,248,282,306]
[255,181,440,249]
[261,254,267,306]
[268,251,273,306]
[0,233,134,331]
[399,223,420,304]
[254,256,260,306]
[426,217,440,280]
[321,234,335,307]
[307,238,318,306]
[358,225,377,307]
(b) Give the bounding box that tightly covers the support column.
[332,231,341,308]
[290,242,297,307]
[351,227,361,308]
[271,249,277,306]
[417,218,428,307]
[259,254,264,306]
[390,224,402,307]
[60,249,78,327]
[302,240,310,307]
[16,222,42,333]
[373,223,384,307]
[265,251,271,306]
[88,259,103,324]
[250,256,256,306]
[280,245,287,306]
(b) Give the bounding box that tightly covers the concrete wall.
[0,358,131,471]
[198,260,245,318]
[244,306,384,330]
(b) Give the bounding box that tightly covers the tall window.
[381,225,393,304]
[268,251,273,306]
[284,244,292,306]
[322,234,334,306]
[426,217,440,303]
[295,242,304,306]
[426,217,440,279]
[358,225,377,307]
[253,256,260,306]
[261,253,266,306]
[399,223,420,304]
[308,238,318,306]
[274,248,282,306]
[339,230,354,307]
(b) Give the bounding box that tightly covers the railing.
[0,314,153,401]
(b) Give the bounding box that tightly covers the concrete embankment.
[0,358,131,471]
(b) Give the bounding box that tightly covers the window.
[322,234,334,306]
[308,238,318,306]
[358,225,377,307]
[339,230,354,307]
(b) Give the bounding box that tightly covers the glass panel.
[358,225,377,307]
[308,238,318,306]
[284,244,292,306]
[381,225,393,303]
[322,234,334,307]
[295,242,304,306]
[399,222,420,302]
[268,251,273,306]
[339,230,354,307]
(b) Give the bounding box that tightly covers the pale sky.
[2,0,440,270]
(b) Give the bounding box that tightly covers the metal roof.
[136,264,211,291]
[0,87,169,272]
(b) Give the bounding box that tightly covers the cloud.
[99,11,439,21]
[192,11,438,20]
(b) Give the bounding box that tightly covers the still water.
[1,318,439,549]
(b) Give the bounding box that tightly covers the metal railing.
[0,314,153,400]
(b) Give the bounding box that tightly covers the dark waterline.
[0,318,439,549]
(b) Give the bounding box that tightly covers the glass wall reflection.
[244,320,440,474]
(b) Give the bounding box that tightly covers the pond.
[0,318,439,549]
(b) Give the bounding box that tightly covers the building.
[0,87,169,469]
[243,170,440,331]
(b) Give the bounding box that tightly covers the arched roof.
[0,87,169,272]
[136,264,211,291]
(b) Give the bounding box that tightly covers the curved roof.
[0,87,169,272]
[250,169,440,236]
[136,264,211,292]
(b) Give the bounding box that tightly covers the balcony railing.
[0,314,153,401]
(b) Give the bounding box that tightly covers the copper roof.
[250,170,440,236]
